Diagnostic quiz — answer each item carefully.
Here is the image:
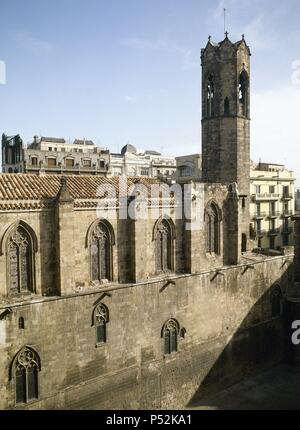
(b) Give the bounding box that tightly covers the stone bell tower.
[201,33,251,260]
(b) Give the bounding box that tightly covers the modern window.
[256,220,261,233]
[270,219,276,231]
[112,167,123,176]
[141,168,149,176]
[270,201,276,215]
[47,158,56,167]
[66,159,75,168]
[83,159,91,167]
[283,186,289,195]
[31,157,38,166]
[256,203,261,216]
[179,165,193,177]
[282,234,289,246]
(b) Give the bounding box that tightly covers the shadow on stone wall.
[187,264,295,408]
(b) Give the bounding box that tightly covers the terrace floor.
[189,364,300,410]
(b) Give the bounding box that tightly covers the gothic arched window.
[239,70,249,116]
[8,226,34,294]
[93,303,109,345]
[271,286,282,317]
[154,218,174,274]
[205,202,221,255]
[206,75,215,117]
[90,221,113,283]
[13,347,41,404]
[162,319,180,355]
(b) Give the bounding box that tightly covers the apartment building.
[250,162,295,249]
[2,134,110,176]
[109,144,176,179]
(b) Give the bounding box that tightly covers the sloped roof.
[0,174,173,210]
[40,137,66,144]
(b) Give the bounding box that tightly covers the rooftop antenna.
[224,8,227,35]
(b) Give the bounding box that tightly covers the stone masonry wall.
[0,255,293,409]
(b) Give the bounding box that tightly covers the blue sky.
[0,0,300,184]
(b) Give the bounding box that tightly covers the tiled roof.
[0,174,174,210]
[73,139,94,146]
[41,137,66,143]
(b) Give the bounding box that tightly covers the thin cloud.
[15,32,54,55]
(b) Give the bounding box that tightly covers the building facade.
[250,162,295,250]
[175,158,296,250]
[109,144,176,179]
[0,35,297,410]
[173,154,202,183]
[295,189,300,214]
[2,135,110,176]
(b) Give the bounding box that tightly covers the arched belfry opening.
[239,70,249,117]
[206,75,215,117]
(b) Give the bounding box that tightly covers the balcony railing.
[252,211,267,219]
[26,163,107,173]
[268,228,280,236]
[282,210,293,217]
[256,229,267,237]
[282,193,293,200]
[282,226,293,234]
[268,211,280,219]
[252,193,280,201]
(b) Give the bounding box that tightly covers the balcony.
[268,211,280,219]
[252,211,267,220]
[256,229,267,237]
[282,210,293,218]
[252,193,280,202]
[282,226,293,235]
[268,228,280,236]
[282,193,293,201]
[26,162,108,175]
